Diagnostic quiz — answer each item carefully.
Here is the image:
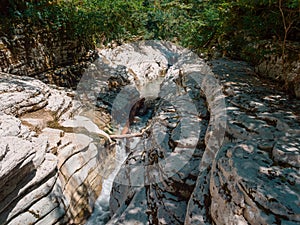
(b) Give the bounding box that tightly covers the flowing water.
[85,77,164,224]
[85,134,146,224]
[85,140,127,225]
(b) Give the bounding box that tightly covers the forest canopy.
[0,0,299,60]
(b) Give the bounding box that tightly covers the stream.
[0,40,298,225]
[85,121,153,224]
[84,76,163,224]
[85,141,127,225]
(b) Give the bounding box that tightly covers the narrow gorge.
[0,41,299,225]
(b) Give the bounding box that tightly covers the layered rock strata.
[0,72,113,225]
[0,23,93,87]
[253,40,300,98]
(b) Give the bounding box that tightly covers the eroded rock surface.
[97,41,216,225]
[0,72,113,225]
[186,59,300,225]
[0,41,299,225]
[96,42,299,225]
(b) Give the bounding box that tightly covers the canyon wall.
[0,23,93,87]
[253,40,300,98]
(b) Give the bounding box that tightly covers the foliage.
[1,0,299,61]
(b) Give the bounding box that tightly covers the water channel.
[85,76,164,224]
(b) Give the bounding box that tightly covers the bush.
[1,0,299,61]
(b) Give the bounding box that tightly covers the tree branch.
[110,132,144,139]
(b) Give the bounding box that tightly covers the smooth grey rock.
[7,194,60,225]
[0,137,36,194]
[0,73,49,116]
[59,142,98,190]
[57,132,93,168]
[34,206,65,225]
[39,127,64,153]
[0,152,57,223]
[46,89,73,118]
[2,175,57,223]
[100,41,171,88]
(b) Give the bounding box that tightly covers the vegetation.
[0,0,299,61]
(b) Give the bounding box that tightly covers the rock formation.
[0,23,97,88]
[0,41,299,225]
[98,41,300,225]
[254,40,300,98]
[0,72,114,225]
[186,59,300,225]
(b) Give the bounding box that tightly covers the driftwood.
[110,123,152,140]
[110,132,144,139]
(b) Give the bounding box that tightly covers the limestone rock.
[254,41,300,98]
[210,139,300,224]
[38,128,64,154]
[0,114,22,137]
[0,135,57,225]
[0,24,90,87]
[273,136,300,168]
[203,59,299,225]
[1,41,299,225]
[0,73,113,225]
[105,41,211,224]
[2,155,57,224]
[0,73,50,116]
[104,49,300,225]
[61,115,112,142]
